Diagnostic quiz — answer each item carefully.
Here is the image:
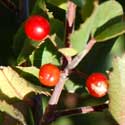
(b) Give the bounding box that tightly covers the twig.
[39,70,69,125]
[94,0,99,8]
[40,0,97,123]
[40,1,77,124]
[65,0,76,47]
[40,38,97,125]
[67,38,96,70]
[62,0,77,68]
[49,70,69,105]
[43,102,108,123]
[47,39,96,104]
[55,102,108,118]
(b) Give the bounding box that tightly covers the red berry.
[86,73,109,98]
[24,15,50,41]
[39,64,60,87]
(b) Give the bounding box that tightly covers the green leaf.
[58,48,77,56]
[50,34,64,48]
[106,35,125,70]
[31,0,48,14]
[64,79,81,93]
[0,100,26,125]
[0,66,50,100]
[92,0,123,36]
[17,38,41,65]
[12,26,26,57]
[95,22,125,42]
[28,108,35,125]
[80,0,94,20]
[50,18,65,40]
[110,35,125,56]
[70,0,123,52]
[29,40,60,67]
[16,66,39,78]
[109,54,125,125]
[70,8,97,52]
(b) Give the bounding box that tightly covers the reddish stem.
[41,102,108,124]
[40,38,96,125]
[62,1,77,69]
[56,103,108,118]
[67,38,96,70]
[65,1,76,47]
[40,1,97,124]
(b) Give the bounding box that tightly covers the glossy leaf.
[95,22,125,42]
[0,100,26,125]
[0,66,50,99]
[109,55,125,125]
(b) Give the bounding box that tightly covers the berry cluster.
[24,15,109,98]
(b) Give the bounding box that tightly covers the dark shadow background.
[0,1,18,65]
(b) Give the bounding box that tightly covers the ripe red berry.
[24,15,50,41]
[39,64,60,87]
[86,73,109,98]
